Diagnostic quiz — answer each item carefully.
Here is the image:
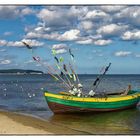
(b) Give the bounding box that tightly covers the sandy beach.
[0,110,85,135]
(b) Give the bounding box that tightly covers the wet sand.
[0,110,85,135]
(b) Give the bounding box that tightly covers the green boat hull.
[44,90,140,113]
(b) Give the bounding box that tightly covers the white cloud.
[21,39,44,47]
[121,30,140,40]
[59,29,80,41]
[76,38,93,44]
[7,41,23,47]
[21,7,35,16]
[37,8,72,27]
[26,31,59,40]
[34,26,51,33]
[34,26,44,32]
[55,49,67,54]
[0,39,44,47]
[26,29,80,41]
[91,34,102,39]
[52,44,68,50]
[0,6,19,19]
[0,59,11,65]
[0,40,7,46]
[94,39,112,46]
[115,6,140,26]
[37,6,88,28]
[79,20,93,30]
[97,24,128,36]
[25,32,40,38]
[100,6,126,13]
[68,6,88,19]
[85,10,108,20]
[24,6,140,46]
[3,31,12,36]
[118,6,139,17]
[52,44,68,54]
[76,35,102,45]
[115,51,132,57]
[0,6,34,19]
[37,9,55,22]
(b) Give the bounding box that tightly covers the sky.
[0,5,140,74]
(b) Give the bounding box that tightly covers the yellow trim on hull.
[44,92,140,103]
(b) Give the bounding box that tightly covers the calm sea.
[0,74,140,134]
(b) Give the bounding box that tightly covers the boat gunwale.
[44,90,140,103]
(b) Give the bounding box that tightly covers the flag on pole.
[54,56,59,63]
[59,56,64,63]
[32,56,40,62]
[22,41,32,49]
[52,49,57,56]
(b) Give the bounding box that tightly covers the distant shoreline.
[0,69,43,75]
[1,73,140,76]
[0,73,43,75]
[1,69,140,75]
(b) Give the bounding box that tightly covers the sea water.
[0,74,140,134]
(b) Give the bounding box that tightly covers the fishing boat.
[22,41,140,114]
[44,90,140,113]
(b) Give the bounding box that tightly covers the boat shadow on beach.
[48,106,140,135]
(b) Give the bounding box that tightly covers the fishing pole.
[52,47,80,89]
[62,63,74,84]
[37,59,71,89]
[32,56,60,82]
[53,47,78,85]
[53,55,73,87]
[93,63,111,92]
[35,58,71,89]
[69,62,79,84]
[59,64,73,87]
[31,58,70,91]
[68,48,80,84]
[22,41,71,89]
[22,41,59,81]
[49,49,73,88]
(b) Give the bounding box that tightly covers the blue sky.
[0,5,140,74]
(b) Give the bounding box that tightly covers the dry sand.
[0,110,85,135]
